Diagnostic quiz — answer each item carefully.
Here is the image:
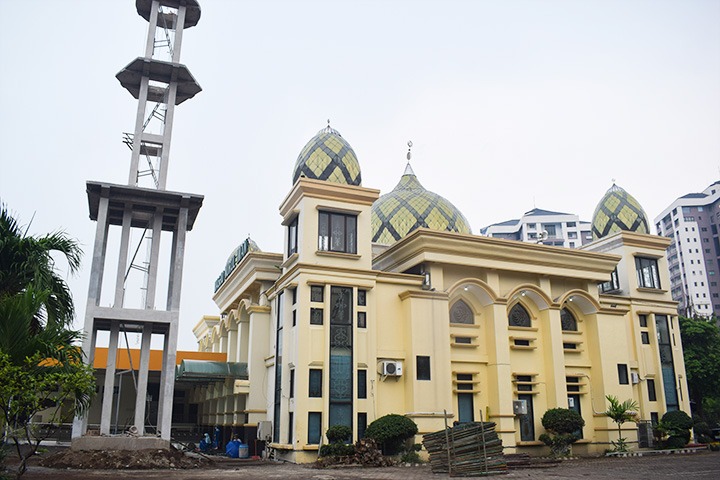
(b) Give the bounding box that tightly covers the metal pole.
[479,409,488,475]
[443,409,452,477]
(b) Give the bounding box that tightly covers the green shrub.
[665,436,688,449]
[365,414,418,455]
[539,408,585,457]
[541,408,585,435]
[326,425,352,444]
[318,443,355,457]
[661,410,693,448]
[400,450,421,463]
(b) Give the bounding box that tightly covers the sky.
[1,0,719,351]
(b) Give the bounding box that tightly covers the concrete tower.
[72,0,203,448]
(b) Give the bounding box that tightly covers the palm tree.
[0,205,82,333]
[604,395,639,452]
[0,205,93,478]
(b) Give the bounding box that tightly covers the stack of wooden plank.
[422,422,507,476]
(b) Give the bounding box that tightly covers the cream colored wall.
[194,182,691,463]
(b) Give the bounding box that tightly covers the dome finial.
[403,140,415,176]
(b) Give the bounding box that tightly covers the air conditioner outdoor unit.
[379,360,403,376]
[513,399,528,415]
[631,372,641,384]
[257,420,272,441]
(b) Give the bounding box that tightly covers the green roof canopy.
[175,360,248,383]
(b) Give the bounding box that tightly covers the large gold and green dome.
[591,183,649,240]
[292,125,361,185]
[371,164,472,245]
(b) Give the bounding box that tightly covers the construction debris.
[422,422,507,476]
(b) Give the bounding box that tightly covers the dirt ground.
[4,447,720,480]
[38,447,210,470]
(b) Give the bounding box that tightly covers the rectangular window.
[309,369,322,397]
[639,314,648,327]
[289,369,295,398]
[455,336,472,344]
[357,370,367,399]
[292,310,297,327]
[647,379,657,401]
[318,211,357,254]
[514,339,530,346]
[600,268,620,293]
[656,315,679,411]
[358,412,367,439]
[416,355,431,380]
[329,286,353,430]
[287,216,298,256]
[357,311,367,328]
[311,285,324,302]
[544,224,557,236]
[636,257,661,289]
[563,342,577,350]
[516,375,533,392]
[567,221,577,227]
[288,412,294,444]
[641,331,650,344]
[566,376,581,392]
[308,412,322,444]
[518,394,535,441]
[273,291,284,443]
[457,373,474,391]
[357,289,367,306]
[310,308,324,325]
[617,364,629,385]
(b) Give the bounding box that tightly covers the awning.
[175,359,248,383]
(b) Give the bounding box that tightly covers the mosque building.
[189,125,689,461]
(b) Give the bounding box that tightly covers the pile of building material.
[422,422,507,476]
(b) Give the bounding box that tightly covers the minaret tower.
[72,0,203,448]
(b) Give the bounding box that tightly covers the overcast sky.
[1,0,718,351]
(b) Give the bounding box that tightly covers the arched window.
[560,308,578,331]
[450,299,474,324]
[509,303,531,327]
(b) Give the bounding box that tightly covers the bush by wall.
[364,414,418,455]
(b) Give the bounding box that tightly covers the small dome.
[292,125,361,186]
[371,164,472,245]
[215,237,261,292]
[592,183,649,240]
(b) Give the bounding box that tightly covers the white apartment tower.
[481,208,593,248]
[654,181,720,318]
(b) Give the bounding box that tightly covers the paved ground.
[18,450,720,480]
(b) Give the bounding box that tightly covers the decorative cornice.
[374,229,620,281]
[279,177,380,219]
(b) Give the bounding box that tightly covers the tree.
[678,316,720,418]
[604,395,639,452]
[0,205,82,333]
[0,351,95,478]
[539,408,585,457]
[0,206,94,478]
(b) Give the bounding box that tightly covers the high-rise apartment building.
[481,208,593,248]
[654,181,720,318]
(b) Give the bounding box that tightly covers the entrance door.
[458,393,474,423]
[568,394,583,439]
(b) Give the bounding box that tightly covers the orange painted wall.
[93,348,226,371]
